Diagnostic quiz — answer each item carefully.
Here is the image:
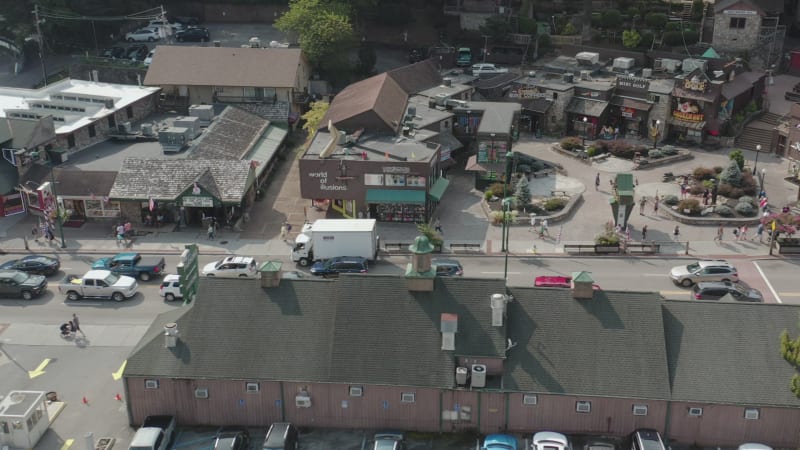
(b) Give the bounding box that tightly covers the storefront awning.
[565,97,609,117]
[611,96,652,111]
[428,177,450,202]
[366,189,426,204]
[465,155,505,173]
[668,118,707,130]
[672,86,716,103]
[521,98,552,114]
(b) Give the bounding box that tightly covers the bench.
[625,243,661,254]
[562,244,596,254]
[384,242,410,252]
[449,242,482,252]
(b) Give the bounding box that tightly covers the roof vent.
[440,313,458,351]
[442,78,452,87]
[164,322,179,348]
[490,293,507,327]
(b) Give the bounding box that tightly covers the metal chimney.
[164,322,179,348]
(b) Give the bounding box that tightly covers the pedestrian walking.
[541,219,549,236]
[714,224,724,244]
[653,196,660,215]
[673,225,680,239]
[732,227,739,240]
[46,226,54,242]
[31,224,39,242]
[116,223,126,246]
[639,197,647,215]
[207,224,215,240]
[702,189,709,205]
[280,223,288,241]
[434,218,443,234]
[72,313,85,337]
[641,224,648,241]
[756,222,765,243]
[740,225,749,241]
[529,215,537,233]
[595,173,600,191]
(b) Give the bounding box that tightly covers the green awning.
[366,189,426,204]
[428,177,450,202]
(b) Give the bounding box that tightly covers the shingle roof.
[503,288,672,400]
[143,46,305,88]
[663,300,800,407]
[125,275,508,388]
[191,106,269,160]
[53,169,118,197]
[386,60,442,94]
[109,158,252,203]
[320,73,407,133]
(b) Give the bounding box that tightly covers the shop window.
[730,17,746,28]
[649,94,660,103]
[553,93,558,100]
[386,175,406,186]
[88,124,96,138]
[374,204,424,222]
[26,191,41,209]
[407,176,425,187]
[126,106,134,119]
[364,174,384,186]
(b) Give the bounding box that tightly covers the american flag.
[556,225,563,244]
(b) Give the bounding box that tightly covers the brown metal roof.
[143,46,305,88]
[610,96,652,111]
[321,73,407,133]
[387,59,442,94]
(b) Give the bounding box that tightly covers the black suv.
[310,256,368,277]
[692,281,763,302]
[263,422,299,450]
[0,270,48,300]
[176,27,210,42]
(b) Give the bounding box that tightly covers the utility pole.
[33,4,48,87]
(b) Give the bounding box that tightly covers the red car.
[534,275,601,290]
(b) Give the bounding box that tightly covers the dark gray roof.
[387,60,442,95]
[566,97,610,117]
[503,288,672,400]
[234,102,291,123]
[108,158,252,203]
[51,169,117,197]
[191,106,269,160]
[125,275,508,388]
[0,158,18,195]
[663,300,800,407]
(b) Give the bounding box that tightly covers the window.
[632,404,648,416]
[88,124,96,138]
[401,392,416,403]
[245,382,260,392]
[744,408,760,420]
[349,386,363,397]
[67,134,75,148]
[364,174,384,186]
[730,17,746,28]
[195,388,209,399]
[553,92,558,100]
[406,175,425,187]
[576,401,591,413]
[523,394,538,405]
[688,407,703,417]
[126,106,134,119]
[386,175,406,186]
[145,379,159,389]
[649,94,660,103]
[108,115,116,128]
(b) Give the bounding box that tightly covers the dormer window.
[729,17,746,29]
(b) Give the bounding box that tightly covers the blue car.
[482,434,518,450]
[309,256,368,278]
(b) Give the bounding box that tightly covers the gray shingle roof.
[504,288,672,400]
[108,158,252,203]
[125,275,508,388]
[191,107,269,160]
[663,300,800,407]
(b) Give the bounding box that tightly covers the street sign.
[176,244,199,304]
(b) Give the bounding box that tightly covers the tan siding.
[667,402,800,448]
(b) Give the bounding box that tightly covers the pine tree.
[514,175,531,210]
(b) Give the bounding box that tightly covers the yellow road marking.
[61,438,74,450]
[112,360,127,380]
[28,358,51,379]
[778,293,800,297]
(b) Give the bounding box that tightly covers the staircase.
[734,112,784,151]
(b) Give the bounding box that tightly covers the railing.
[214,95,277,104]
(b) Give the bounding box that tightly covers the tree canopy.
[301,101,330,139]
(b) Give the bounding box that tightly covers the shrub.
[660,145,678,156]
[713,166,724,174]
[649,149,664,158]
[693,166,716,181]
[484,191,494,201]
[543,197,568,211]
[677,198,702,215]
[738,196,755,205]
[689,183,705,195]
[531,161,545,172]
[606,140,638,159]
[488,183,505,197]
[639,31,655,49]
[586,147,598,157]
[644,12,668,29]
[560,136,582,150]
[720,159,743,186]
[735,202,758,216]
[715,205,735,217]
[490,209,518,225]
[662,30,699,45]
[745,100,758,114]
[729,149,745,171]
[663,195,679,206]
[595,222,620,245]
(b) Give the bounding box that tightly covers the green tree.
[479,16,512,42]
[301,101,330,139]
[562,22,578,35]
[622,29,641,48]
[600,10,622,30]
[720,159,743,187]
[644,12,668,30]
[729,149,745,171]
[514,175,532,209]
[691,0,705,21]
[356,41,376,76]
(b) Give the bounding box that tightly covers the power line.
[36,5,164,22]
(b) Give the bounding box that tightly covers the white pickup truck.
[129,415,176,450]
[58,270,139,302]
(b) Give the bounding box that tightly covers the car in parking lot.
[100,46,127,59]
[532,431,570,450]
[691,281,763,302]
[127,44,149,61]
[669,259,738,287]
[213,426,250,450]
[432,259,463,276]
[373,431,405,450]
[0,270,48,300]
[126,28,161,42]
[0,254,60,276]
[481,434,517,450]
[629,429,666,450]
[470,63,509,76]
[310,256,368,277]
[175,27,210,42]
[202,256,259,278]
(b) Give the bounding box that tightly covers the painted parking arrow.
[112,360,127,380]
[28,358,51,378]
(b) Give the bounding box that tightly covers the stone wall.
[545,88,574,134]
[712,13,761,53]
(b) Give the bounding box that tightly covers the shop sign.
[510,88,552,99]
[183,196,214,207]
[382,166,410,174]
[309,171,348,191]
[616,76,650,91]
[683,77,707,92]
[578,90,601,98]
[621,107,635,118]
[723,9,757,15]
[673,111,705,122]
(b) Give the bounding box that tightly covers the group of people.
[529,217,550,238]
[114,222,134,246]
[714,223,767,244]
[31,222,55,243]
[59,313,84,338]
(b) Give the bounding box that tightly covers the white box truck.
[292,219,379,267]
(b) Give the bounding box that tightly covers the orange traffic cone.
[82,396,89,405]
[114,393,123,401]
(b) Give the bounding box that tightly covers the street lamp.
[48,161,67,248]
[652,120,660,149]
[502,151,515,281]
[759,168,767,194]
[753,144,762,175]
[582,117,588,148]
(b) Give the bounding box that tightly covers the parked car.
[263,422,299,450]
[408,48,428,63]
[127,44,149,61]
[0,254,60,276]
[310,256,368,278]
[175,27,210,42]
[470,63,509,75]
[373,431,405,450]
[669,259,738,287]
[58,270,138,302]
[628,429,666,450]
[130,415,176,450]
[125,28,161,42]
[532,432,571,450]
[0,270,48,300]
[101,46,127,59]
[91,252,165,281]
[432,259,463,276]
[456,47,472,66]
[159,274,182,301]
[202,256,258,278]
[691,281,763,302]
[144,49,155,66]
[534,275,601,290]
[214,426,250,450]
[481,434,517,450]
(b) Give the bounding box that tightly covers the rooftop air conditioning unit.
[456,367,468,386]
[295,394,312,408]
[188,104,214,122]
[613,57,635,70]
[104,98,115,109]
[562,73,574,83]
[642,68,653,78]
[576,52,600,65]
[580,70,592,81]
[661,59,681,73]
[245,382,260,393]
[435,92,450,106]
[682,58,707,73]
[471,364,486,388]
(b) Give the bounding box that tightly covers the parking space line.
[61,439,74,450]
[754,261,781,303]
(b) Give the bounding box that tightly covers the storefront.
[667,74,718,144]
[566,96,610,139]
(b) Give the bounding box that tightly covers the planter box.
[776,240,800,254]
[594,244,621,254]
